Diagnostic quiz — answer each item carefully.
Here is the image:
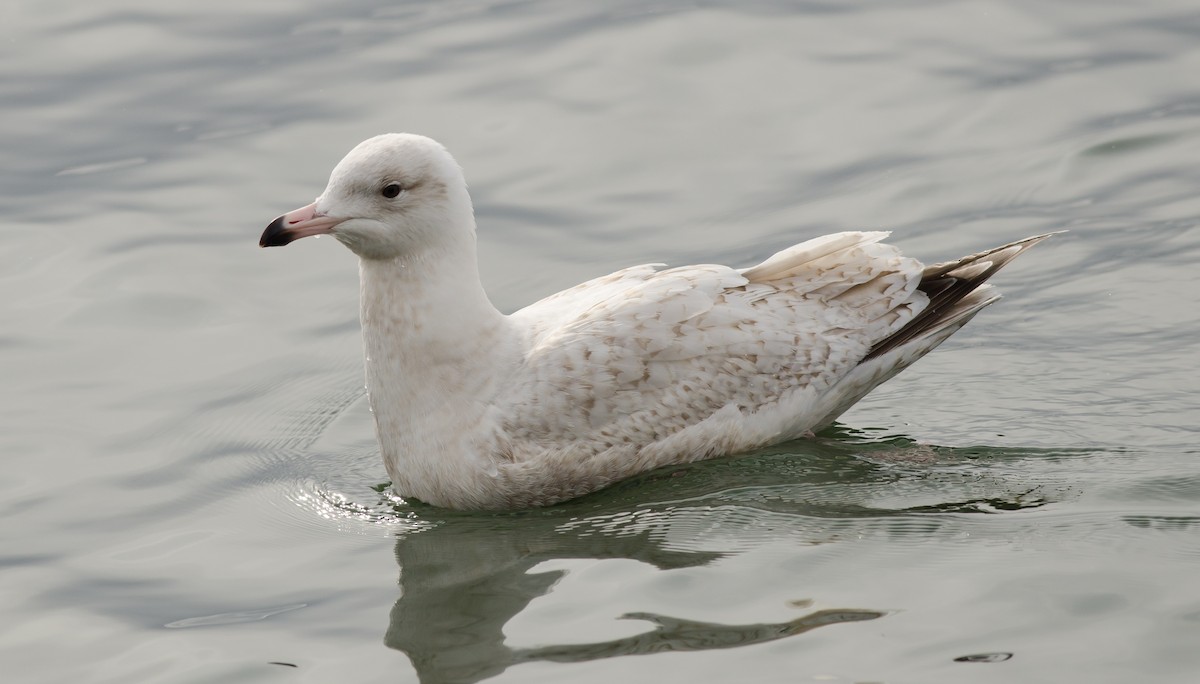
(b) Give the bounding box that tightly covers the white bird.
[260,133,1054,510]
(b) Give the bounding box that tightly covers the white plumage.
[261,133,1054,510]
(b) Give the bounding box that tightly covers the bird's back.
[493,233,930,494]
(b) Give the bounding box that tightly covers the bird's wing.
[500,232,926,447]
[512,262,667,336]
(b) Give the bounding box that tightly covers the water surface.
[4,1,1200,682]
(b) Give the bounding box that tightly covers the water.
[4,1,1199,682]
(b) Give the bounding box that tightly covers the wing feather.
[498,232,927,450]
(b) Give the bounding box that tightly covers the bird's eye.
[381,183,402,199]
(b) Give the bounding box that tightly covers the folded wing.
[504,231,929,448]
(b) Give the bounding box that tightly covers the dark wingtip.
[259,215,292,248]
[863,232,1058,361]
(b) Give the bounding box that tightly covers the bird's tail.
[809,231,1060,429]
[864,232,1060,361]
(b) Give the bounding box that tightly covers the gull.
[260,133,1055,510]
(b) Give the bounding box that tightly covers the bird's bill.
[259,201,346,247]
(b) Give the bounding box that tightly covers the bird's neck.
[357,238,517,504]
[359,237,505,350]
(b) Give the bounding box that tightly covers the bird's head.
[260,133,473,261]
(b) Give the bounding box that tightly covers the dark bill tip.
[259,215,294,248]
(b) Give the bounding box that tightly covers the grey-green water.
[4,1,1199,682]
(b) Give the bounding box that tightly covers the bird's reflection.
[385,514,718,683]
[380,433,1070,683]
[384,503,885,684]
